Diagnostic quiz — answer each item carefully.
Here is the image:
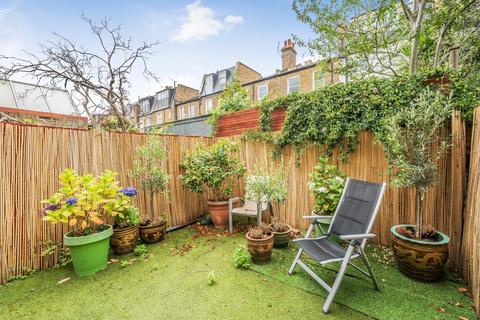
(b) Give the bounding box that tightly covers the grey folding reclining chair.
[288,178,386,314]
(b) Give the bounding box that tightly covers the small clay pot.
[272,225,292,248]
[207,200,229,229]
[391,224,449,282]
[246,232,274,264]
[139,221,166,244]
[110,225,139,255]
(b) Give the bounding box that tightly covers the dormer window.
[140,99,150,113]
[204,75,214,95]
[218,70,227,85]
[156,90,170,108]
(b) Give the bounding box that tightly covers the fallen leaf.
[454,302,463,307]
[436,307,445,313]
[458,287,468,294]
[57,277,71,285]
[458,316,469,320]
[110,258,118,263]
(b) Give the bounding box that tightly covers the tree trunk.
[410,36,419,74]
[150,191,155,216]
[415,189,425,239]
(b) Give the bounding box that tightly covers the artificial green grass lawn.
[0,225,475,320]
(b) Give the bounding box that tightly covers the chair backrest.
[328,178,386,245]
[244,199,268,212]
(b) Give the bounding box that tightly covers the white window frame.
[183,106,189,118]
[146,116,151,127]
[218,70,227,85]
[312,70,326,90]
[205,98,213,113]
[177,107,183,120]
[157,113,163,124]
[189,104,196,117]
[287,75,300,94]
[257,84,268,100]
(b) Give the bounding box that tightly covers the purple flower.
[120,187,137,197]
[66,197,78,205]
[42,203,60,215]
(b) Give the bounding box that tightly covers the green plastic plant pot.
[64,225,113,277]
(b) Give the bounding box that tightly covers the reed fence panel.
[0,123,212,283]
[461,107,480,316]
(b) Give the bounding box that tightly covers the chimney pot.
[281,38,297,70]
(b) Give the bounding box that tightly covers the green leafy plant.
[245,164,288,204]
[218,77,251,112]
[42,169,134,236]
[132,132,169,215]
[41,240,71,267]
[251,70,478,162]
[383,89,452,239]
[308,157,345,215]
[180,139,245,201]
[207,77,252,133]
[134,244,148,258]
[233,245,251,269]
[207,271,216,285]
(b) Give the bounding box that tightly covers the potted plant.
[384,90,452,282]
[307,156,345,234]
[42,169,133,276]
[180,139,245,228]
[245,224,274,264]
[139,216,167,244]
[110,187,140,254]
[131,131,169,237]
[270,218,292,248]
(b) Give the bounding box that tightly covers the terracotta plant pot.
[110,225,139,255]
[139,221,166,244]
[390,224,449,282]
[272,225,292,248]
[246,232,274,264]
[207,200,229,229]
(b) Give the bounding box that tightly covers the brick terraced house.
[133,39,340,135]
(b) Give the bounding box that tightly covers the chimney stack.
[281,39,297,70]
[133,103,140,126]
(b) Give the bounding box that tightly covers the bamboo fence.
[0,109,476,312]
[0,123,212,283]
[461,107,480,316]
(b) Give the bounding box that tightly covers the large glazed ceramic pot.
[110,225,139,254]
[272,225,292,248]
[246,232,274,264]
[139,221,166,244]
[391,224,449,282]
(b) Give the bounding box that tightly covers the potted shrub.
[139,216,167,244]
[110,187,140,255]
[131,132,169,239]
[180,140,245,228]
[245,224,273,264]
[270,218,292,248]
[42,169,133,276]
[307,156,345,234]
[383,90,452,282]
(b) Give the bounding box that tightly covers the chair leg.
[288,248,302,275]
[322,246,354,314]
[228,213,233,234]
[359,246,380,291]
[288,223,316,275]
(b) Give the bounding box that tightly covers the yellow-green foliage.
[42,169,135,236]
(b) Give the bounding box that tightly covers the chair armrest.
[229,197,243,205]
[339,233,376,241]
[302,215,332,220]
